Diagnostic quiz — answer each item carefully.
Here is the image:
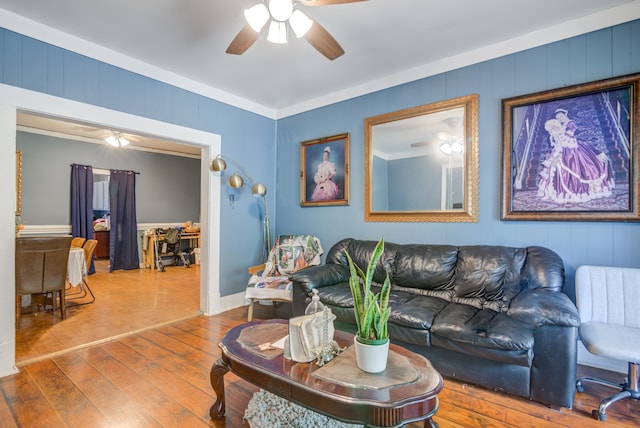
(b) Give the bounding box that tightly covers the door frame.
[0,84,221,376]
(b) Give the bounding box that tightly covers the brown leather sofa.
[292,238,580,409]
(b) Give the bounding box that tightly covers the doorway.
[0,85,222,376]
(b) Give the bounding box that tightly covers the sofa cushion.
[453,246,527,310]
[393,245,458,290]
[431,302,534,351]
[388,292,449,330]
[315,282,354,308]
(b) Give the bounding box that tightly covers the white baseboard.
[217,292,248,313]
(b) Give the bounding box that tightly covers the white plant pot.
[354,337,389,373]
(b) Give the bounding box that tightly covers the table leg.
[209,358,230,419]
[424,417,439,428]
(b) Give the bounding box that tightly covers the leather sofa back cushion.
[454,246,526,304]
[394,245,458,290]
[328,239,399,284]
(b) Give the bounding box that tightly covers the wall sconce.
[211,155,270,257]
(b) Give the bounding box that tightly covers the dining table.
[67,247,86,287]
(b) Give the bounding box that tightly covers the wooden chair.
[71,237,86,248]
[15,236,73,326]
[67,239,97,305]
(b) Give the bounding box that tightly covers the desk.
[67,247,86,287]
[142,231,200,270]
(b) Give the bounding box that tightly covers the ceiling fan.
[226,0,367,61]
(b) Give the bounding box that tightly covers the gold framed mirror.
[364,94,479,222]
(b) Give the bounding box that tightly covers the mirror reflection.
[365,94,479,222]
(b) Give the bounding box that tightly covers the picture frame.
[501,73,640,221]
[300,133,349,207]
[16,150,22,216]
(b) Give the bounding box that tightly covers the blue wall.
[17,132,201,225]
[4,20,640,301]
[274,20,640,301]
[1,27,276,297]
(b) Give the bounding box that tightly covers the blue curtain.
[70,164,95,274]
[109,170,139,271]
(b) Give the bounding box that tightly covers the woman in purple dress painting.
[537,108,614,203]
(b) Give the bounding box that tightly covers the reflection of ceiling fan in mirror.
[226,0,367,60]
[438,118,464,155]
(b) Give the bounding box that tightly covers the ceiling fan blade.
[299,0,367,5]
[304,21,345,60]
[226,24,260,55]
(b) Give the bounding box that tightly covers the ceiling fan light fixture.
[106,133,130,147]
[267,20,288,44]
[244,3,270,32]
[268,0,293,22]
[439,142,453,155]
[451,141,463,153]
[106,135,119,147]
[289,10,313,38]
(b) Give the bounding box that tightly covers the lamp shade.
[251,183,267,196]
[228,173,244,188]
[244,3,270,32]
[289,10,312,38]
[211,157,227,172]
[267,20,287,44]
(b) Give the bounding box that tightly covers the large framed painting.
[501,73,640,221]
[300,133,349,207]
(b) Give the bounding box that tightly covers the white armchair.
[575,265,640,421]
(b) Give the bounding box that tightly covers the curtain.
[109,170,139,271]
[70,164,95,274]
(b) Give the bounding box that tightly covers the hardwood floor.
[15,259,201,365]
[5,277,639,427]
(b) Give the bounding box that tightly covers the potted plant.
[346,237,391,373]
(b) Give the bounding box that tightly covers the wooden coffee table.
[210,319,443,427]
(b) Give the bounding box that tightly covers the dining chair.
[68,239,97,305]
[15,236,73,326]
[71,237,86,248]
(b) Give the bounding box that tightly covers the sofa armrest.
[508,289,580,328]
[291,264,349,315]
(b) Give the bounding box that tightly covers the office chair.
[575,265,640,421]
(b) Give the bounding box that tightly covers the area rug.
[244,389,363,428]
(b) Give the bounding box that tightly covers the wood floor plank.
[101,339,214,423]
[120,334,213,394]
[0,370,62,427]
[5,301,640,427]
[52,351,161,427]
[22,359,107,427]
[139,328,218,371]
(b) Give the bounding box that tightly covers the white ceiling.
[2,0,639,154]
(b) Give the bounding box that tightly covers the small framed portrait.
[501,73,640,221]
[300,133,350,207]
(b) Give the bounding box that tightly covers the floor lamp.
[211,155,271,258]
